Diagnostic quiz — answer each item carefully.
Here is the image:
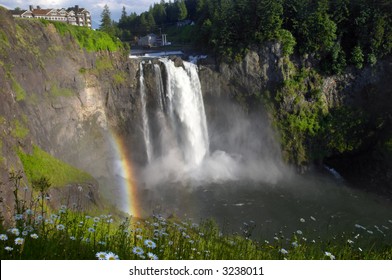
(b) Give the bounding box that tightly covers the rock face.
[198,47,392,196]
[0,10,142,214]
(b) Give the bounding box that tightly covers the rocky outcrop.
[0,9,142,214]
[199,46,392,196]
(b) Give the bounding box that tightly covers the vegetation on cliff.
[17,146,93,187]
[40,20,124,52]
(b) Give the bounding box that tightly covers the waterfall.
[154,64,165,111]
[139,62,153,163]
[139,59,209,168]
[161,59,210,167]
[138,57,284,186]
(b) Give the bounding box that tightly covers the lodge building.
[10,5,92,29]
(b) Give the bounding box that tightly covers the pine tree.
[99,4,115,37]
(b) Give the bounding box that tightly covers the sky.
[0,0,159,29]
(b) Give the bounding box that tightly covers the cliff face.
[0,9,143,214]
[198,46,392,196]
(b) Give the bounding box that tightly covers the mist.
[137,58,289,188]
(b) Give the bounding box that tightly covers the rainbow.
[108,131,141,218]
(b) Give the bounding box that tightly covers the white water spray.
[161,59,209,167]
[139,58,284,186]
[139,62,153,162]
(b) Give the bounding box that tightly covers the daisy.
[25,209,34,215]
[5,246,13,252]
[88,228,95,233]
[106,252,119,260]
[132,246,144,255]
[325,251,335,260]
[14,214,24,220]
[147,252,159,260]
[96,251,107,260]
[56,224,65,231]
[10,228,20,236]
[279,248,288,255]
[144,239,156,249]
[15,237,24,245]
[0,234,8,241]
[30,233,39,239]
[93,217,100,223]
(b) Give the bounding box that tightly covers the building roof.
[31,8,53,16]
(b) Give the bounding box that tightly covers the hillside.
[0,8,140,218]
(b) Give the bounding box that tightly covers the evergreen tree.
[351,45,364,69]
[176,0,188,21]
[99,4,115,37]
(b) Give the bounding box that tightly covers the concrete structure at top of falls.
[138,58,210,168]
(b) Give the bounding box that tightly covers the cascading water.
[153,64,165,111]
[139,58,283,185]
[161,59,209,167]
[139,62,153,163]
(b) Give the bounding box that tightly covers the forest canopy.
[102,0,391,72]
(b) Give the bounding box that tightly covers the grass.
[11,78,26,101]
[40,20,123,52]
[50,84,74,98]
[0,189,391,260]
[11,119,29,140]
[17,145,93,187]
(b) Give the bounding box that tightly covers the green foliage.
[351,45,365,69]
[50,84,74,98]
[0,30,10,48]
[319,107,368,154]
[112,0,391,69]
[17,145,93,187]
[274,68,326,165]
[278,29,296,56]
[272,63,374,164]
[11,78,26,102]
[1,204,391,260]
[48,21,123,52]
[113,72,127,86]
[99,4,116,38]
[94,56,114,73]
[11,118,29,140]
